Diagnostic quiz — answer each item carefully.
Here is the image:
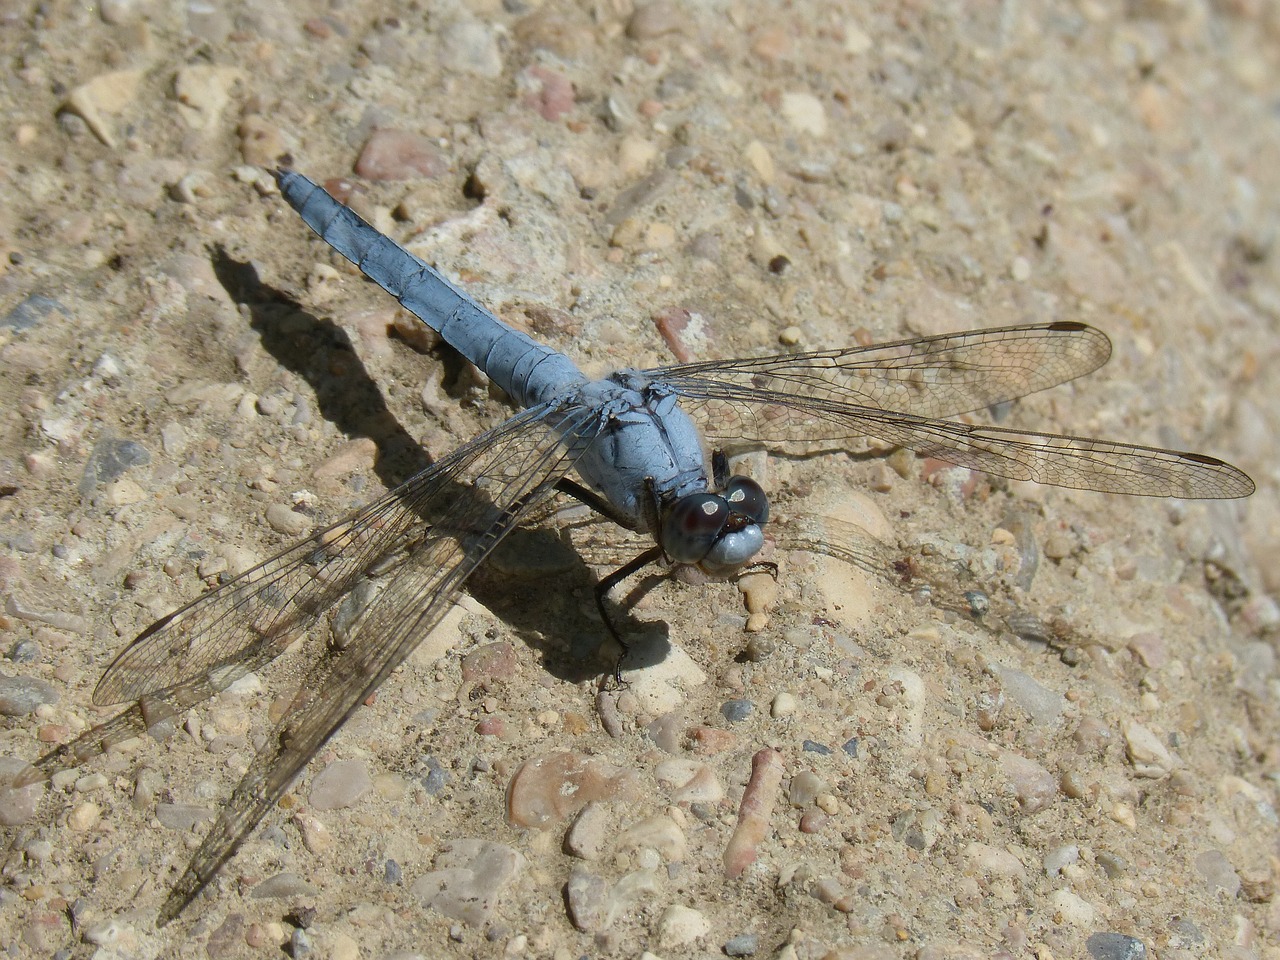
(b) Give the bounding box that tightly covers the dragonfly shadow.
[466,524,673,684]
[208,249,670,685]
[210,248,431,490]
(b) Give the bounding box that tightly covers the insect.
[20,170,1253,923]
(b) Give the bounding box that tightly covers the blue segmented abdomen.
[276,170,586,409]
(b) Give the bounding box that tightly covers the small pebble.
[1123,721,1177,778]
[962,842,1026,879]
[564,802,610,860]
[82,919,133,947]
[63,69,143,147]
[506,752,641,827]
[309,758,372,811]
[744,140,775,183]
[67,801,101,831]
[780,91,828,136]
[788,770,825,808]
[0,676,59,716]
[265,502,312,536]
[798,810,827,833]
[1044,845,1079,876]
[1059,768,1090,800]
[239,114,288,166]
[1110,800,1137,830]
[439,19,502,78]
[3,294,70,331]
[410,840,526,925]
[289,927,314,958]
[564,867,610,933]
[355,129,447,181]
[520,65,575,121]
[250,872,317,900]
[155,803,216,831]
[655,759,724,804]
[1086,932,1148,960]
[724,933,759,956]
[294,813,333,854]
[1049,888,1095,926]
[615,814,686,861]
[419,756,450,795]
[79,436,151,498]
[724,749,784,879]
[656,904,710,947]
[999,752,1055,813]
[0,758,44,825]
[1193,849,1241,896]
[173,64,242,131]
[461,642,518,682]
[626,1,682,39]
[720,699,754,723]
[770,692,796,718]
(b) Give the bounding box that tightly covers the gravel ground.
[0,1,1278,958]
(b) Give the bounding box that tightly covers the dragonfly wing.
[157,399,603,922]
[94,491,437,708]
[31,481,444,782]
[645,322,1112,421]
[665,378,1253,499]
[774,512,902,581]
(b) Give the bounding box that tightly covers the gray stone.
[0,675,58,716]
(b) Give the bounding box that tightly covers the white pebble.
[656,905,710,947]
[780,92,827,136]
[1049,888,1096,926]
[1044,845,1079,876]
[67,801,101,831]
[744,140,775,183]
[266,503,312,536]
[770,692,797,717]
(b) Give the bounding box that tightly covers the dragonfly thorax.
[660,475,770,575]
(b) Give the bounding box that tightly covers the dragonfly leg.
[740,559,779,581]
[595,545,664,684]
[554,478,636,529]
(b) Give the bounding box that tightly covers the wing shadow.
[209,249,654,685]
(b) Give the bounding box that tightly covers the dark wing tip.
[1048,320,1111,360]
[1177,450,1255,498]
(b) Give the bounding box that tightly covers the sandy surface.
[1,1,1278,957]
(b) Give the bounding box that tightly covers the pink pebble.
[723,748,784,878]
[354,129,447,181]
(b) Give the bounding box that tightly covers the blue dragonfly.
[23,170,1254,923]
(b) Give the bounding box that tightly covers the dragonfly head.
[659,476,770,576]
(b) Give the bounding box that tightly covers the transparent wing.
[151,400,601,922]
[643,322,1113,421]
[25,405,582,782]
[647,324,1252,499]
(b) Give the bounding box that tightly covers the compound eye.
[661,494,729,563]
[723,476,769,525]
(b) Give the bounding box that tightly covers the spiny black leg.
[595,545,664,684]
[554,478,635,529]
[742,559,779,581]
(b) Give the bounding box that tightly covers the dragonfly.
[20,169,1254,924]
